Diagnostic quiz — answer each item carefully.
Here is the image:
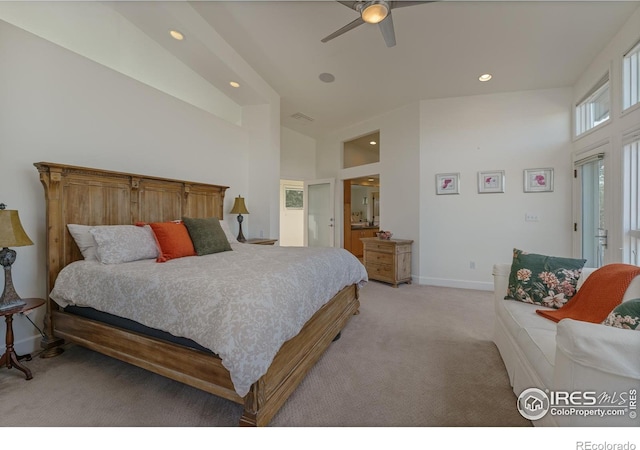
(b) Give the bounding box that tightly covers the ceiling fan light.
[361,1,389,24]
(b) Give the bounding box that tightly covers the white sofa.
[493,263,640,427]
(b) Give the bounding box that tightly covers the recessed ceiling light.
[229,81,240,88]
[370,141,377,145]
[479,73,493,82]
[169,30,184,41]
[319,73,335,83]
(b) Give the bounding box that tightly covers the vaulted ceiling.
[110,1,640,138]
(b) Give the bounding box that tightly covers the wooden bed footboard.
[35,162,361,426]
[48,283,359,425]
[241,283,359,426]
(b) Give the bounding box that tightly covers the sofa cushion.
[505,248,586,308]
[497,299,556,341]
[602,298,640,330]
[622,276,640,302]
[516,327,557,389]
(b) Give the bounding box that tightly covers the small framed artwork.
[284,186,304,209]
[524,168,554,193]
[478,170,505,194]
[436,173,460,195]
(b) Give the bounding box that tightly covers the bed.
[34,162,366,426]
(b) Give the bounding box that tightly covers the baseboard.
[6,334,41,357]
[416,276,493,291]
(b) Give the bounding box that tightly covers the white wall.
[279,126,316,246]
[281,126,316,181]
[0,1,243,125]
[318,90,573,290]
[420,88,574,289]
[317,102,421,275]
[0,20,279,353]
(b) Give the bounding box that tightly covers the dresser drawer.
[366,262,394,281]
[363,240,395,253]
[366,250,393,265]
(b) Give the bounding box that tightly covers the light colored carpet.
[0,281,531,427]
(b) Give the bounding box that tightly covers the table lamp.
[0,204,34,311]
[230,196,249,243]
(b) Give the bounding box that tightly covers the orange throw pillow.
[148,221,196,262]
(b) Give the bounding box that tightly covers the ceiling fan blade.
[321,16,365,43]
[337,1,360,10]
[389,1,437,9]
[379,13,396,47]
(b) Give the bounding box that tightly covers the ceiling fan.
[321,1,436,48]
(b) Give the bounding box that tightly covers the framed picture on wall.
[524,168,554,193]
[435,173,460,195]
[284,186,304,209]
[478,170,505,193]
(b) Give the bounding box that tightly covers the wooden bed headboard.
[34,162,229,294]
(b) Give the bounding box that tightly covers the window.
[343,131,380,169]
[575,74,610,137]
[623,131,640,265]
[623,39,640,111]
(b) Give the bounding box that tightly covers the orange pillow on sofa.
[147,221,196,262]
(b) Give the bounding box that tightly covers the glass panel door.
[580,158,606,268]
[304,179,335,247]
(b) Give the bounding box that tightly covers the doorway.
[304,179,335,247]
[343,175,380,258]
[574,151,607,268]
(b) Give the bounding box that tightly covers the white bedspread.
[49,244,368,397]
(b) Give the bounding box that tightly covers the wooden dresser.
[360,238,413,287]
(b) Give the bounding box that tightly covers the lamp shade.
[230,196,249,215]
[0,208,33,247]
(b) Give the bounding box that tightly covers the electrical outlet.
[260,230,264,238]
[470,261,476,269]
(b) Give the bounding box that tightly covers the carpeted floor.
[0,281,531,427]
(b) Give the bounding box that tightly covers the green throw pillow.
[182,217,232,256]
[602,299,640,330]
[505,248,586,308]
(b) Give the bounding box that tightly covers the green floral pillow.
[505,248,586,308]
[602,299,640,330]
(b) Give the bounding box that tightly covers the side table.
[1,298,45,380]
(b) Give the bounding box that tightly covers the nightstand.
[1,298,45,380]
[245,238,278,246]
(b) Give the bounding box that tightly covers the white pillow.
[219,219,239,244]
[89,225,159,264]
[67,224,98,261]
